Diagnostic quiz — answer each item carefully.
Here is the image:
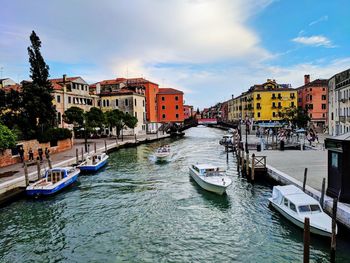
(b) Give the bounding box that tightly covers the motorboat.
[78,152,109,172]
[154,145,171,160]
[219,134,233,146]
[189,164,232,195]
[26,167,80,196]
[268,185,336,237]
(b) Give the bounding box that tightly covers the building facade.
[297,75,328,129]
[328,69,350,136]
[99,89,146,135]
[51,75,99,128]
[183,105,194,120]
[156,88,184,123]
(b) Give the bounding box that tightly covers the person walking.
[45,147,50,160]
[28,148,34,161]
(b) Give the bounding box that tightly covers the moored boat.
[189,164,232,195]
[78,152,109,172]
[219,134,233,146]
[26,167,80,196]
[268,185,336,237]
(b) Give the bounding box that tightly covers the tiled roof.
[99,89,144,96]
[50,77,80,83]
[296,79,328,89]
[2,84,21,92]
[157,88,183,95]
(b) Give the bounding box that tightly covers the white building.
[328,69,350,136]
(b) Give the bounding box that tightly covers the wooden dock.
[237,148,267,181]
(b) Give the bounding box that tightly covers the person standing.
[28,148,34,161]
[19,146,25,163]
[38,148,43,162]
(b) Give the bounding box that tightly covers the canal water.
[0,127,349,262]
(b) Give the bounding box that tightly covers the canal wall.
[266,164,350,230]
[0,133,172,205]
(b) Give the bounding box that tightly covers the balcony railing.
[277,96,282,100]
[256,96,261,100]
[271,96,276,99]
[339,116,346,123]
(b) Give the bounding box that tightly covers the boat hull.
[79,158,108,172]
[189,168,227,195]
[26,173,79,197]
[269,199,332,237]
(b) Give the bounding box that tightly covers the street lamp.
[83,118,88,152]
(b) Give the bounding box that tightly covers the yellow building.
[227,79,297,123]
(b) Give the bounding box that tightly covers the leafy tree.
[123,113,138,130]
[85,107,105,129]
[105,109,125,137]
[0,123,17,152]
[21,31,56,139]
[280,107,310,128]
[63,107,84,127]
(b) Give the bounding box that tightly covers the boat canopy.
[195,164,218,170]
[272,185,320,206]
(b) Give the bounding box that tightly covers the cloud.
[292,35,335,48]
[309,15,328,26]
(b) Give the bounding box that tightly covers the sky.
[1,0,350,109]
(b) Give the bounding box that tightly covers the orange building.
[156,88,184,123]
[183,105,194,119]
[297,75,328,128]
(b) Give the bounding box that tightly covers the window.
[57,95,61,103]
[125,99,128,106]
[134,99,137,106]
[310,88,312,91]
[68,96,71,104]
[257,112,260,118]
[322,95,326,100]
[103,100,106,107]
[162,97,165,101]
[273,112,276,117]
[309,95,312,101]
[162,105,165,110]
[176,114,179,119]
[291,102,294,107]
[308,104,313,110]
[283,198,289,207]
[298,205,311,213]
[331,112,334,120]
[290,202,297,212]
[116,99,118,106]
[143,100,145,107]
[106,100,109,107]
[175,96,178,101]
[257,103,261,109]
[57,112,61,125]
[162,114,166,119]
[135,112,137,118]
[175,105,179,110]
[272,102,276,108]
[322,104,326,110]
[310,205,321,212]
[278,102,281,108]
[323,113,325,118]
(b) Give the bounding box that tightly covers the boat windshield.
[298,205,311,213]
[310,204,321,212]
[298,204,321,213]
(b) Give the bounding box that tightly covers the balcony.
[271,96,276,100]
[277,95,282,100]
[339,116,346,123]
[256,96,261,100]
[272,105,276,109]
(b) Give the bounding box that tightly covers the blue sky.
[1,0,349,109]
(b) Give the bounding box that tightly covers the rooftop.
[157,88,183,95]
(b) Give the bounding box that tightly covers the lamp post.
[83,118,88,152]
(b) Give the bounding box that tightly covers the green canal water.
[0,127,350,262]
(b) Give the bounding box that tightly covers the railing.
[252,155,266,169]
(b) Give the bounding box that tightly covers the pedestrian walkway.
[0,132,170,197]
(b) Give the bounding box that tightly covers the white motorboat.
[269,185,336,237]
[189,164,232,195]
[155,145,171,160]
[219,134,233,146]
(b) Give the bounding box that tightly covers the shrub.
[38,128,72,143]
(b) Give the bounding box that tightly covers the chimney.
[231,94,234,99]
[96,83,101,95]
[304,74,310,85]
[63,74,66,84]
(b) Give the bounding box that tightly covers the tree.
[21,31,56,139]
[63,107,84,127]
[123,113,138,130]
[280,107,310,128]
[105,109,125,137]
[85,107,105,129]
[0,123,17,153]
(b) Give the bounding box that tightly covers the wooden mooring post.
[24,162,29,186]
[246,153,249,176]
[237,148,240,172]
[104,140,107,152]
[81,147,84,161]
[76,148,79,164]
[330,197,338,263]
[304,217,310,263]
[251,153,255,181]
[36,160,41,180]
[135,134,137,143]
[303,168,308,192]
[320,178,326,208]
[116,136,118,145]
[94,143,97,153]
[241,150,244,172]
[48,158,52,169]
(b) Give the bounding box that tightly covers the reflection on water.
[0,127,349,262]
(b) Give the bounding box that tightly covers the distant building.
[0,78,16,88]
[51,75,99,128]
[99,89,146,135]
[328,69,350,136]
[183,105,194,120]
[297,75,328,129]
[156,88,184,123]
